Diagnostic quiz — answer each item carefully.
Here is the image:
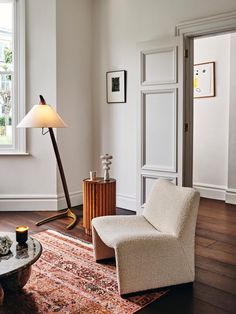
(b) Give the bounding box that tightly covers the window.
[0,0,25,154]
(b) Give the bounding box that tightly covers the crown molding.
[176,11,236,36]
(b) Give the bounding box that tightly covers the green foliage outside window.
[0,116,12,126]
[4,47,12,64]
[2,47,12,79]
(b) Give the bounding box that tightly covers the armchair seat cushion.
[92,215,159,248]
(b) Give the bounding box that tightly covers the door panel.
[137,36,184,213]
[141,47,177,84]
[141,174,177,206]
[142,89,177,172]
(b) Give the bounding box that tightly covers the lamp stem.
[36,127,77,229]
[48,128,71,209]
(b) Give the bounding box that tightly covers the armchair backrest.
[143,179,200,239]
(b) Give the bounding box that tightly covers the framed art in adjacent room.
[106,70,127,103]
[194,62,215,98]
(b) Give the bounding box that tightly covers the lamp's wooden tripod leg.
[36,211,68,226]
[66,209,77,229]
[36,209,77,229]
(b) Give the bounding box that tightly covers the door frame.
[176,11,236,187]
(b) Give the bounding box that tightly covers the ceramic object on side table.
[100,154,113,181]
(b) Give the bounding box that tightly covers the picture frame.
[106,70,127,103]
[194,62,215,98]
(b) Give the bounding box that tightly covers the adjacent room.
[193,33,234,203]
[0,0,236,313]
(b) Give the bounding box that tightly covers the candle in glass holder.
[16,226,29,244]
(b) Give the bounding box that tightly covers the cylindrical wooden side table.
[83,178,116,236]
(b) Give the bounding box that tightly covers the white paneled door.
[137,36,185,213]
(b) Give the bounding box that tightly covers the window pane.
[0,73,12,144]
[0,1,13,146]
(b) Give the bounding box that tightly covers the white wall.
[193,35,230,200]
[0,0,58,211]
[0,0,93,211]
[56,0,93,208]
[92,0,236,210]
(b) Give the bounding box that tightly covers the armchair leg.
[92,227,115,261]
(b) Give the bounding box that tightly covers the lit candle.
[16,226,29,244]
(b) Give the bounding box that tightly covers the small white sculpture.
[100,154,113,181]
[0,236,13,256]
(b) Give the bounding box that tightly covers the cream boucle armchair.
[92,179,200,295]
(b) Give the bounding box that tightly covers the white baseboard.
[2,186,234,212]
[0,191,82,211]
[193,183,226,200]
[0,191,136,212]
[225,189,236,205]
[116,193,136,212]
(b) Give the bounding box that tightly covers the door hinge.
[184,123,189,132]
[184,49,189,58]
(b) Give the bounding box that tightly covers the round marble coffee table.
[0,232,42,305]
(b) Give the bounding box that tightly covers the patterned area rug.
[1,230,167,314]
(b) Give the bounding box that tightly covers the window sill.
[0,152,30,156]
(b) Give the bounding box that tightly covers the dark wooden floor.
[0,198,236,314]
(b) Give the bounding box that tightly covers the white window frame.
[0,0,26,155]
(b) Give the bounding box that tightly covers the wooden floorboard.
[196,228,236,246]
[193,282,236,313]
[196,244,236,266]
[0,198,236,314]
[196,267,236,296]
[196,255,236,280]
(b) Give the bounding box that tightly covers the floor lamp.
[17,95,77,229]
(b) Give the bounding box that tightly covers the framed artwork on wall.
[194,62,215,98]
[106,70,127,103]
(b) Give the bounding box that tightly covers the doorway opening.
[192,33,231,201]
[176,14,236,204]
[185,30,236,204]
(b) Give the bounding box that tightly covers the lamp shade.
[17,104,67,128]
